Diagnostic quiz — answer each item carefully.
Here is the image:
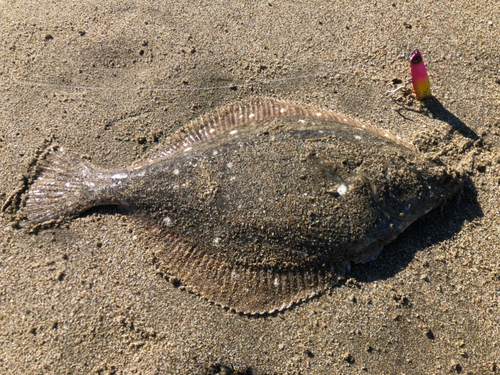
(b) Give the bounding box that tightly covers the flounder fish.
[5,97,462,314]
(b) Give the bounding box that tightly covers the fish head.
[363,157,462,222]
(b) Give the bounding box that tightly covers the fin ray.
[136,97,416,167]
[22,147,97,226]
[137,216,346,315]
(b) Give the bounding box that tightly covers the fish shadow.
[396,97,479,141]
[350,175,482,283]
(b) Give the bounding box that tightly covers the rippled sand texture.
[0,1,499,374]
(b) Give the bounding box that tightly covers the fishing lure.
[386,49,432,101]
[410,50,432,100]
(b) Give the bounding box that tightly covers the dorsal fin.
[133,97,416,167]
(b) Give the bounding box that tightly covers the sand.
[0,1,499,374]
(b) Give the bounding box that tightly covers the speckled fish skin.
[16,98,462,314]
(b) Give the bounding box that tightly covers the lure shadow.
[422,97,479,141]
[395,97,479,141]
[351,175,482,283]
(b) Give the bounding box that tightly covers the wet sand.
[1,1,499,374]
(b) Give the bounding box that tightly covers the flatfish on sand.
[4,97,462,314]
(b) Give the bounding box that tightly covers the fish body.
[15,98,460,314]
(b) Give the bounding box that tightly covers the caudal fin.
[22,147,97,226]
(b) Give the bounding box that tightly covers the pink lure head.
[410,50,432,100]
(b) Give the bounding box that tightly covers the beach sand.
[0,1,499,373]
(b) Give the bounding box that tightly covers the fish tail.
[22,147,98,226]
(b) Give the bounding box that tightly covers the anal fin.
[134,215,346,315]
